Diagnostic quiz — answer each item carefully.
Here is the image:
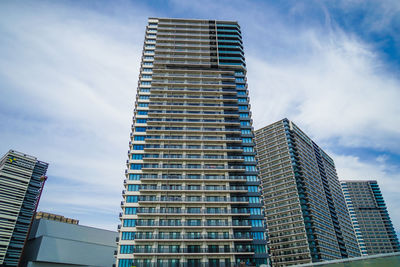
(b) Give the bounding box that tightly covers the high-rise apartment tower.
[0,149,48,266]
[341,180,400,256]
[255,119,360,266]
[116,18,267,267]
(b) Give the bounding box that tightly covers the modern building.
[340,180,400,256]
[35,211,79,225]
[255,119,360,266]
[116,17,268,267]
[20,218,117,267]
[0,149,48,266]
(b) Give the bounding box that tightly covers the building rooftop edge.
[148,17,239,24]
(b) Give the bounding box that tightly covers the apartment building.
[116,18,268,267]
[0,149,48,266]
[341,180,400,255]
[255,119,360,266]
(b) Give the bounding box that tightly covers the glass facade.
[116,18,267,266]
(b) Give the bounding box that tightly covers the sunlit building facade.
[255,119,360,266]
[116,18,268,267]
[341,180,400,256]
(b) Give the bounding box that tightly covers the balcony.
[136,208,250,216]
[134,233,252,241]
[135,221,251,228]
[139,185,247,192]
[144,145,242,151]
[138,196,248,203]
[139,174,247,181]
[130,247,254,254]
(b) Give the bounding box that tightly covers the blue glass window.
[238,98,247,103]
[248,186,258,192]
[133,145,144,150]
[129,174,141,180]
[251,231,264,240]
[138,103,148,107]
[237,89,246,94]
[144,56,154,59]
[251,219,263,227]
[140,88,150,92]
[137,110,148,115]
[246,165,257,172]
[243,147,253,152]
[130,164,142,170]
[240,121,250,126]
[136,119,147,123]
[141,81,151,86]
[143,68,152,72]
[126,196,138,203]
[128,185,140,191]
[235,71,244,75]
[121,232,136,240]
[240,113,249,118]
[242,138,252,143]
[125,208,137,216]
[120,245,134,254]
[249,197,260,203]
[134,136,145,141]
[236,84,245,88]
[246,176,257,181]
[135,127,146,132]
[123,218,137,225]
[139,95,149,99]
[253,244,266,253]
[250,208,262,215]
[236,78,244,82]
[241,129,251,134]
[238,105,247,110]
[131,154,143,160]
[142,75,152,78]
[119,259,133,267]
[244,156,255,162]
[143,62,153,66]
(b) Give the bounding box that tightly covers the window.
[135,127,146,132]
[119,259,133,267]
[137,110,148,115]
[241,129,251,134]
[253,244,266,253]
[128,184,140,191]
[235,71,244,75]
[240,121,250,126]
[131,154,143,160]
[240,113,249,118]
[236,78,244,82]
[133,145,144,150]
[139,95,149,99]
[142,75,152,78]
[251,231,264,240]
[138,103,148,107]
[143,68,152,72]
[136,119,147,123]
[242,138,252,143]
[245,165,257,172]
[143,62,153,66]
[130,164,142,170]
[144,56,154,59]
[238,105,247,110]
[120,245,134,254]
[121,232,136,240]
[145,44,155,48]
[134,136,145,141]
[126,195,138,203]
[236,84,245,89]
[250,208,262,215]
[248,186,258,192]
[129,174,141,180]
[123,218,137,225]
[249,197,260,203]
[243,147,254,152]
[244,156,255,162]
[246,176,257,181]
[237,89,246,93]
[251,219,263,227]
[140,88,150,92]
[238,98,246,103]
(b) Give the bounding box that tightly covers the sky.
[0,0,400,234]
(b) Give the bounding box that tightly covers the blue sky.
[1,0,400,234]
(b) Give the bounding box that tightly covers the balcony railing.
[135,221,251,227]
[130,247,254,253]
[134,233,252,240]
[138,196,248,202]
[139,174,248,180]
[136,208,250,215]
[139,185,247,191]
